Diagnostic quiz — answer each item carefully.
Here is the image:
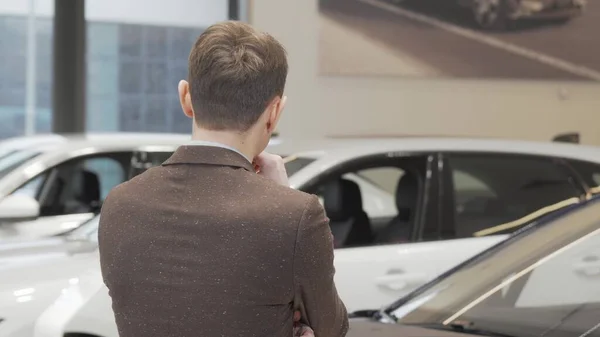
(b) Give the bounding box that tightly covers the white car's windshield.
[391,198,600,337]
[284,156,316,177]
[0,149,43,179]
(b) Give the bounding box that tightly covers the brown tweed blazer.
[98,145,348,337]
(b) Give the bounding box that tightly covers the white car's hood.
[0,251,99,337]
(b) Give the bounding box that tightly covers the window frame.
[437,151,588,240]
[563,159,600,195]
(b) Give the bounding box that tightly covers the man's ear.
[178,80,194,119]
[267,95,286,133]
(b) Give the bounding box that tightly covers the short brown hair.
[188,21,288,132]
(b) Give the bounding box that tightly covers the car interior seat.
[323,178,373,248]
[64,170,102,214]
[376,172,419,244]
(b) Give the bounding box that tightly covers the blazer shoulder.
[260,176,315,203]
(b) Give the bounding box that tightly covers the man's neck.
[191,128,257,161]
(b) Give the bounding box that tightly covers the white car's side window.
[448,154,582,238]
[315,171,398,221]
[11,173,48,199]
[86,157,127,200]
[311,156,429,248]
[344,168,400,219]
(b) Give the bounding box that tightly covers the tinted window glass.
[39,153,130,217]
[85,157,127,200]
[568,160,600,193]
[312,166,406,248]
[449,155,581,238]
[303,155,429,248]
[129,151,174,179]
[284,156,316,177]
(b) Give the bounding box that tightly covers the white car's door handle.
[375,270,427,291]
[573,256,600,277]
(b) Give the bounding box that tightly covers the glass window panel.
[88,59,119,96]
[35,108,51,133]
[35,86,51,109]
[0,107,24,139]
[168,27,201,61]
[171,98,190,133]
[168,63,188,91]
[4,53,27,89]
[1,17,27,56]
[146,26,167,59]
[87,94,118,132]
[119,61,142,94]
[0,88,26,107]
[35,17,53,58]
[119,24,142,58]
[145,62,167,94]
[88,22,119,58]
[119,95,142,132]
[145,95,168,132]
[35,54,52,87]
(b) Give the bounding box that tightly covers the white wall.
[250,0,600,144]
[0,0,227,27]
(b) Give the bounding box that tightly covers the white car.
[0,133,303,242]
[4,137,600,337]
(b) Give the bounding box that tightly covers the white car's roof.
[4,133,600,170]
[284,137,600,187]
[289,136,600,162]
[0,132,298,154]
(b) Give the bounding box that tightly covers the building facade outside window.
[0,0,229,140]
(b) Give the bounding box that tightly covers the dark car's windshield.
[0,149,43,179]
[391,198,600,337]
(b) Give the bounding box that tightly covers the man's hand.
[293,311,315,337]
[253,152,289,186]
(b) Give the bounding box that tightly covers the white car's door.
[333,235,508,312]
[0,213,95,240]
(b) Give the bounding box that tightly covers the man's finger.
[299,326,315,337]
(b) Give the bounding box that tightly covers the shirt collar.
[163,145,254,172]
[187,140,252,163]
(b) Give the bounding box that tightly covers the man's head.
[178,21,288,155]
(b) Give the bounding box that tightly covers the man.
[98,21,348,337]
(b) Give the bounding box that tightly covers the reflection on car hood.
[0,251,99,336]
[0,237,97,263]
[348,319,467,337]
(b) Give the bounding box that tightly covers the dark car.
[348,195,600,336]
[460,0,587,30]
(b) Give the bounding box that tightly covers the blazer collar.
[162,145,254,172]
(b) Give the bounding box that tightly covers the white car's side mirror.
[0,195,40,223]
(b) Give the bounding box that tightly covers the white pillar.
[24,0,37,136]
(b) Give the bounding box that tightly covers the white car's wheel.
[472,0,510,30]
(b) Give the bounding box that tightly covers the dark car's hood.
[348,319,467,337]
